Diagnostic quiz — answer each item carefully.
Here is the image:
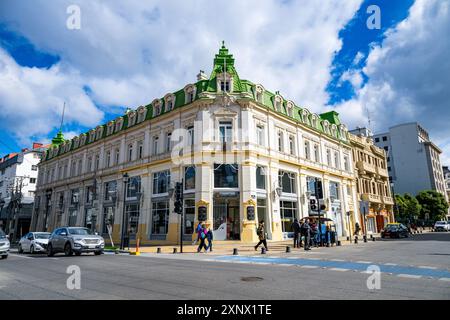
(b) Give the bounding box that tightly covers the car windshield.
[35,233,51,239]
[0,229,5,239]
[68,228,93,235]
[435,221,445,225]
[386,226,398,231]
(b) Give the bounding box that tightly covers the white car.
[0,229,10,259]
[434,221,450,232]
[18,232,51,254]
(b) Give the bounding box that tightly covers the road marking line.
[267,256,280,259]
[356,261,372,264]
[286,257,299,259]
[10,254,33,259]
[397,274,422,279]
[278,264,294,267]
[330,259,345,262]
[418,266,437,269]
[252,262,270,265]
[438,278,450,282]
[384,263,397,266]
[301,265,318,269]
[329,268,349,272]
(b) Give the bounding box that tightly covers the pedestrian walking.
[254,220,268,251]
[291,218,301,248]
[192,221,202,245]
[301,218,311,251]
[206,228,213,252]
[197,224,208,253]
[354,222,361,236]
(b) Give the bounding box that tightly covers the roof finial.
[221,40,225,48]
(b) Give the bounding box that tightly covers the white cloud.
[0,48,103,147]
[334,0,450,164]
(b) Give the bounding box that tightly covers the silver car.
[18,232,51,254]
[47,227,105,256]
[0,229,10,259]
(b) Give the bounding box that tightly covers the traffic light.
[315,179,324,200]
[174,182,183,214]
[310,198,317,211]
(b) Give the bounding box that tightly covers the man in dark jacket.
[255,220,268,251]
[301,218,311,251]
[291,219,301,248]
[206,228,213,252]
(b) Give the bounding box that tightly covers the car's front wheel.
[30,245,35,254]
[64,243,73,256]
[94,251,102,256]
[47,244,54,257]
[1,255,7,259]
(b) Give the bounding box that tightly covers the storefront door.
[213,197,240,240]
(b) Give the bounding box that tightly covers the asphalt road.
[0,232,449,300]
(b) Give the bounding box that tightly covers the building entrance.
[213,196,240,240]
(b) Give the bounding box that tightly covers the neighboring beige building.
[349,128,394,234]
[32,44,358,245]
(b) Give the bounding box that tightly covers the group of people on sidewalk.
[194,222,213,253]
[291,218,324,251]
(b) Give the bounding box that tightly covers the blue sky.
[0,0,448,164]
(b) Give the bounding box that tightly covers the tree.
[394,193,421,222]
[416,190,449,221]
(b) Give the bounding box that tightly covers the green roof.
[43,43,348,162]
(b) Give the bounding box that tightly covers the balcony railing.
[383,196,394,205]
[356,161,376,175]
[377,166,389,178]
[362,193,382,203]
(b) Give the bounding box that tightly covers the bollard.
[233,248,238,255]
[370,234,374,239]
[346,236,350,241]
[354,236,358,244]
[363,235,367,243]
[337,240,341,246]
[286,246,291,253]
[326,242,330,247]
[157,247,161,254]
[173,248,177,254]
[372,237,375,242]
[261,247,266,254]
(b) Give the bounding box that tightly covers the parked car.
[433,221,450,232]
[0,229,10,259]
[381,223,409,238]
[18,232,51,254]
[47,227,105,257]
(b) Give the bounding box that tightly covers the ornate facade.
[32,44,358,245]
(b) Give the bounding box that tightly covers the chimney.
[197,70,207,81]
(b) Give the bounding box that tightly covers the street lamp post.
[120,173,129,250]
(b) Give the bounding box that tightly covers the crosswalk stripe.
[397,274,422,279]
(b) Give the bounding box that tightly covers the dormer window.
[137,106,147,122]
[217,73,233,94]
[164,93,176,112]
[184,84,196,104]
[274,94,283,112]
[107,121,115,135]
[80,134,86,146]
[115,117,124,133]
[152,99,162,117]
[301,109,311,125]
[331,124,337,137]
[220,81,230,92]
[89,130,96,143]
[127,111,137,127]
[286,101,294,117]
[95,126,103,140]
[254,84,264,103]
[322,120,330,134]
[311,115,318,128]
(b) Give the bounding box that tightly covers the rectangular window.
[256,125,265,146]
[184,166,196,190]
[344,155,350,171]
[29,178,36,184]
[278,171,296,194]
[102,206,115,234]
[128,144,133,161]
[289,135,295,155]
[219,122,232,144]
[125,204,140,238]
[86,186,95,204]
[31,165,38,171]
[165,133,171,153]
[187,126,194,146]
[313,144,320,162]
[115,149,120,165]
[220,81,230,92]
[329,181,339,200]
[334,151,340,169]
[214,164,238,188]
[326,149,331,166]
[138,140,143,159]
[184,199,195,235]
[127,176,141,199]
[278,131,284,152]
[152,136,159,155]
[105,151,111,167]
[304,141,310,160]
[152,170,170,194]
[382,136,387,141]
[375,138,380,143]
[256,166,266,190]
[151,201,169,235]
[68,209,78,227]
[104,180,117,201]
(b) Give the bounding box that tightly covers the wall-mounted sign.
[198,206,207,222]
[247,206,255,221]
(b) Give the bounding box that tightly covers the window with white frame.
[219,121,232,144]
[105,151,111,168]
[115,148,120,165]
[278,130,284,152]
[165,132,171,153]
[313,144,320,162]
[256,166,266,190]
[334,151,340,169]
[187,126,194,146]
[256,124,265,146]
[184,166,195,190]
[255,85,264,103]
[153,170,170,194]
[152,136,159,155]
[164,94,175,112]
[289,135,295,155]
[185,85,196,103]
[278,171,296,194]
[95,154,100,170]
[138,140,143,159]
[152,100,161,117]
[304,140,310,160]
[344,155,350,171]
[274,95,282,112]
[286,101,294,117]
[326,149,331,166]
[127,143,133,161]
